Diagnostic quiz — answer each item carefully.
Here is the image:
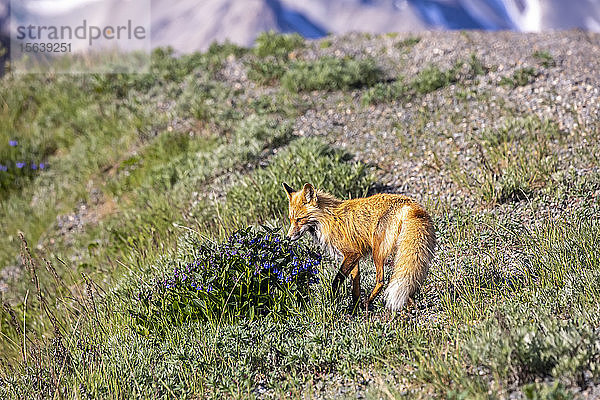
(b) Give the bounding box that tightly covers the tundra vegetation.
[0,32,599,399]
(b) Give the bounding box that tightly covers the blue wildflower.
[0,165,6,172]
[16,162,25,169]
[9,140,17,147]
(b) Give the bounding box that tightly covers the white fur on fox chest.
[311,221,343,261]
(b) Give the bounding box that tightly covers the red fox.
[283,182,436,311]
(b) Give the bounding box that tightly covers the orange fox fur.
[283,182,436,311]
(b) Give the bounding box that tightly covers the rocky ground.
[222,30,600,207]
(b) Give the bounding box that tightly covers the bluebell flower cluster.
[0,162,47,171]
[222,228,321,285]
[135,227,322,322]
[1,139,48,177]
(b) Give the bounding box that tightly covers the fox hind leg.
[366,214,399,311]
[367,225,394,310]
[366,252,385,311]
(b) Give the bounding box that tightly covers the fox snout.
[286,225,302,241]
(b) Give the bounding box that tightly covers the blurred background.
[2,0,600,55]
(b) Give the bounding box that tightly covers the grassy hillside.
[0,31,599,399]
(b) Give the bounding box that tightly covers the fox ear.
[282,182,295,200]
[302,183,317,204]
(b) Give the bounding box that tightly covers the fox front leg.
[331,253,361,296]
[349,264,362,312]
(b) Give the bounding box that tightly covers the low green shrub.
[361,80,407,105]
[533,50,556,68]
[249,94,277,114]
[479,166,533,203]
[362,57,486,105]
[246,59,287,85]
[319,39,332,48]
[281,57,383,92]
[177,78,243,125]
[395,36,421,49]
[254,31,304,59]
[522,382,572,400]
[249,56,383,91]
[467,53,486,77]
[500,67,538,88]
[412,64,459,94]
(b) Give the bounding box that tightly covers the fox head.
[282,182,320,241]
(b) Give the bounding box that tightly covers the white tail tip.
[384,278,411,311]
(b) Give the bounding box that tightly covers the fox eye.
[295,216,308,223]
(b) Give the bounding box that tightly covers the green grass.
[500,67,538,88]
[362,55,486,105]
[451,116,564,204]
[1,34,599,399]
[394,36,421,49]
[3,200,598,399]
[0,43,253,272]
[533,50,556,68]
[319,39,332,49]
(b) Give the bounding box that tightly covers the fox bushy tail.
[384,211,436,311]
